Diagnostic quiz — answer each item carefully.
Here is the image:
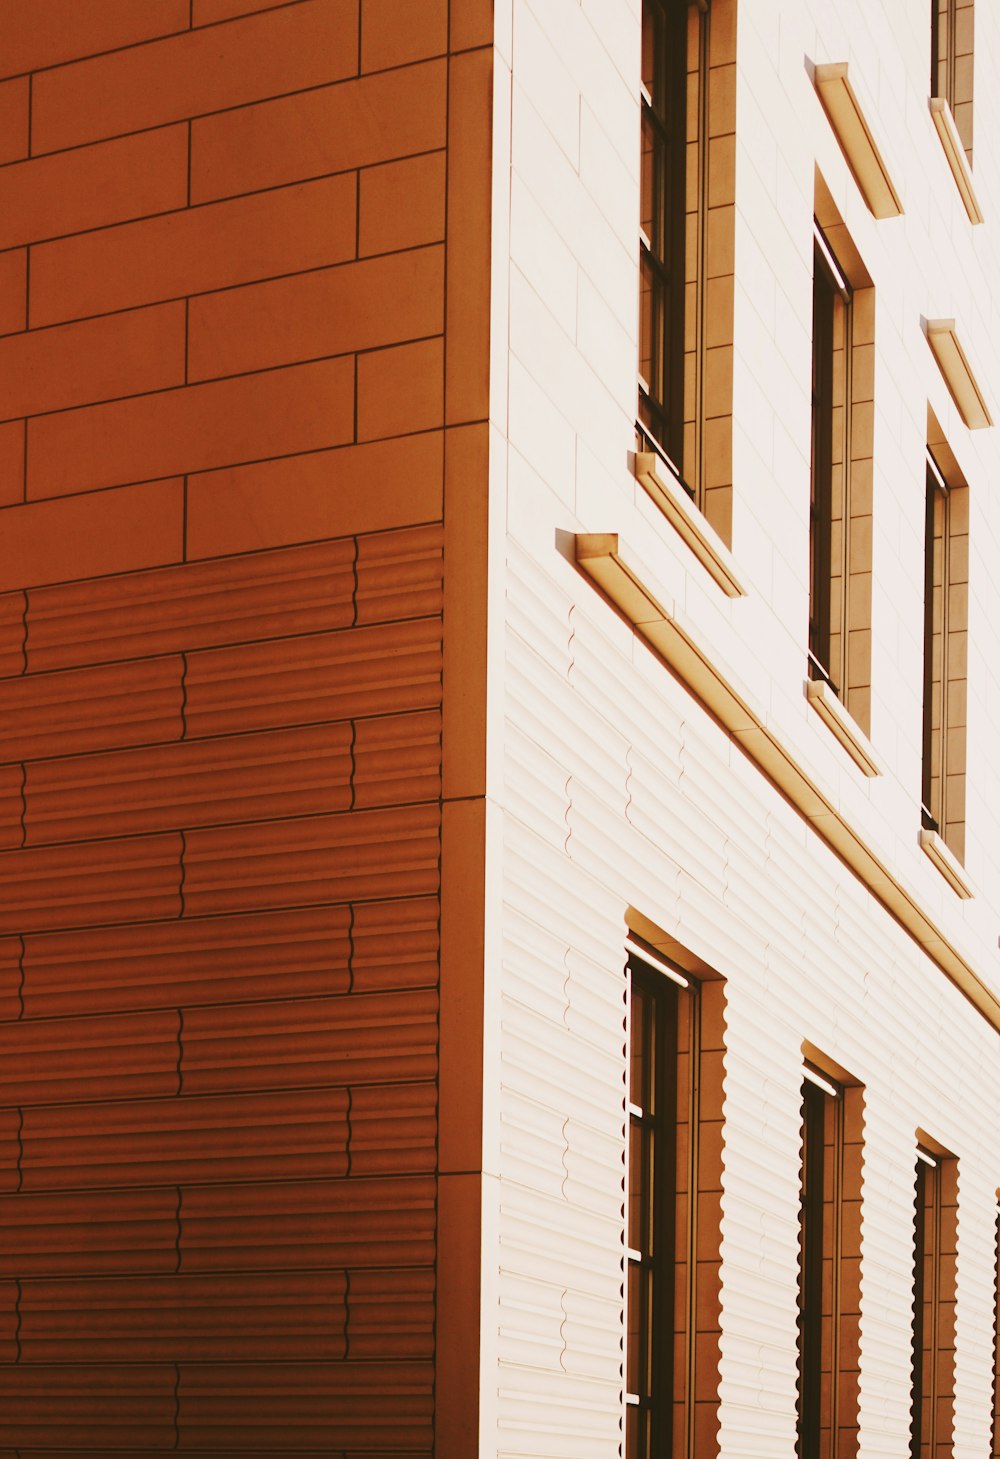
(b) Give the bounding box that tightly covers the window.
[991,1201,999,1459]
[796,1064,864,1459]
[809,195,874,732]
[638,0,736,544]
[932,0,974,163]
[624,935,724,1458]
[910,1146,958,1459]
[922,440,969,863]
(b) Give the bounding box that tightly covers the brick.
[183,804,440,917]
[0,302,185,423]
[442,423,488,799]
[0,1189,179,1277]
[22,1089,348,1189]
[349,1082,437,1175]
[0,421,24,508]
[27,537,356,672]
[0,1010,180,1106]
[0,592,25,676]
[446,47,492,424]
[450,0,493,49]
[30,173,356,330]
[23,906,351,1019]
[184,617,443,737]
[0,249,26,336]
[0,480,184,592]
[0,1,189,78]
[0,832,183,935]
[357,338,444,442]
[26,357,355,501]
[18,1271,348,1364]
[355,523,443,625]
[0,939,21,1020]
[352,709,442,807]
[0,78,27,164]
[359,151,446,258]
[349,1267,435,1359]
[361,0,447,70]
[0,127,188,253]
[32,0,359,154]
[180,1174,436,1271]
[182,988,438,1094]
[191,58,446,202]
[0,657,184,765]
[189,244,444,381]
[193,0,282,20]
[25,722,354,843]
[186,432,444,557]
[177,1361,433,1450]
[351,896,439,992]
[0,1365,176,1450]
[0,763,23,848]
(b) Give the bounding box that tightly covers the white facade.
[479,0,1000,1454]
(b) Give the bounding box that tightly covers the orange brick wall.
[0,0,492,1449]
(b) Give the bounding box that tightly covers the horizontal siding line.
[1,230,446,338]
[5,0,352,92]
[0,1169,437,1198]
[0,983,440,1030]
[6,792,441,855]
[8,334,442,431]
[2,145,447,264]
[0,888,442,942]
[4,890,439,943]
[25,51,451,161]
[16,609,442,677]
[2,701,443,772]
[0,1069,438,1113]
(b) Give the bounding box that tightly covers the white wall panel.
[484,0,1000,1455]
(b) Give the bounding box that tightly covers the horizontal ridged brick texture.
[0,0,493,1444]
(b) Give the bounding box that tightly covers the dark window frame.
[625,942,705,1459]
[910,1147,958,1459]
[809,223,853,697]
[921,445,968,860]
[638,0,695,488]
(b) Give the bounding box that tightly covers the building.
[0,0,994,1454]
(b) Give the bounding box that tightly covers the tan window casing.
[910,1142,959,1459]
[921,415,970,881]
[796,1062,864,1459]
[991,1199,999,1459]
[624,917,724,1459]
[932,0,974,164]
[638,0,736,552]
[810,176,874,738]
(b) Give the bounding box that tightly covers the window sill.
[805,678,881,777]
[813,61,903,219]
[929,98,982,224]
[632,451,744,599]
[925,319,993,429]
[573,532,1000,1027]
[919,827,973,899]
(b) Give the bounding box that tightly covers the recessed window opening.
[990,1201,999,1459]
[625,932,724,1458]
[638,0,736,544]
[921,429,969,862]
[796,1062,864,1459]
[910,1143,959,1459]
[808,194,874,733]
[932,0,974,163]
